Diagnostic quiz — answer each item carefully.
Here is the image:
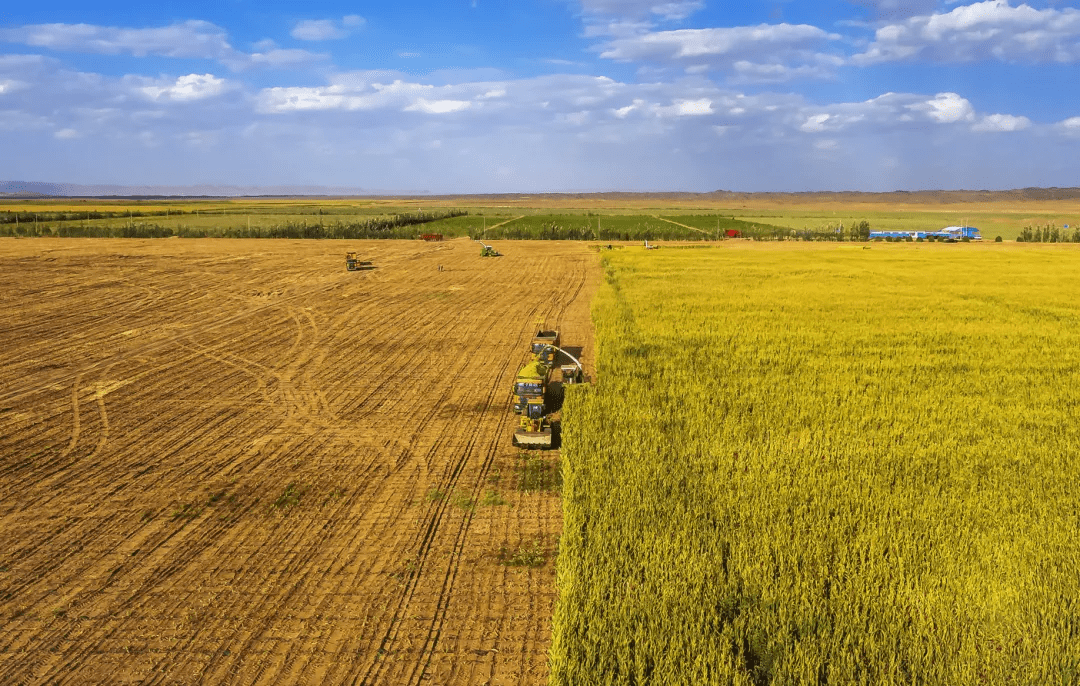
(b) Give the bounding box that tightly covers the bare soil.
[0,237,598,685]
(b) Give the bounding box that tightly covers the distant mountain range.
[0,180,422,198]
[3,180,1080,201]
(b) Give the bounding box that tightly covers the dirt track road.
[0,237,598,685]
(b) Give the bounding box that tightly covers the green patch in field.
[515,453,561,493]
[498,538,546,567]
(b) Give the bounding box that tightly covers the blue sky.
[2,0,1079,192]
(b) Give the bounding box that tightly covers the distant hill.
[2,180,1079,202]
[418,188,1080,204]
[0,180,416,198]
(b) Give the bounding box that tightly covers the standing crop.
[552,243,1080,685]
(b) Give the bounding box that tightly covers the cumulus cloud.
[257,74,482,114]
[139,73,228,102]
[914,92,976,123]
[1,50,1076,193]
[971,112,1031,131]
[794,91,1007,135]
[291,15,365,41]
[853,0,1080,64]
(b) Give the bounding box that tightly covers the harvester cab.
[513,397,554,449]
[345,252,374,271]
[561,364,584,384]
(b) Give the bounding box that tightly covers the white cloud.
[849,0,941,19]
[1056,116,1080,137]
[139,73,228,102]
[0,54,52,70]
[800,113,833,132]
[291,16,365,41]
[258,75,479,114]
[601,24,838,60]
[731,55,845,83]
[914,92,976,123]
[404,99,472,114]
[971,113,1031,131]
[578,0,704,20]
[853,0,1080,64]
[666,98,713,116]
[54,128,79,139]
[795,92,990,136]
[0,21,328,71]
[596,23,843,80]
[1,52,1074,193]
[0,20,234,60]
[246,49,328,68]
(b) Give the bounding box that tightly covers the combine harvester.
[869,226,982,242]
[476,238,502,256]
[511,331,586,449]
[345,252,374,270]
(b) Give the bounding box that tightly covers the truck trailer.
[869,226,982,242]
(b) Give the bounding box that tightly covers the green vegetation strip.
[0,209,466,239]
[552,244,1080,685]
[468,214,759,241]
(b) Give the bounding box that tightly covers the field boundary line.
[652,215,712,236]
[486,215,525,230]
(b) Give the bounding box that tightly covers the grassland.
[552,242,1080,685]
[4,192,1080,240]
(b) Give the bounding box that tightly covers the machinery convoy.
[512,329,586,449]
[868,226,983,241]
[345,243,577,449]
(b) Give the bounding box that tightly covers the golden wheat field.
[3,231,1079,686]
[553,241,1080,685]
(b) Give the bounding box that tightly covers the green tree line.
[1016,223,1080,243]
[0,210,467,239]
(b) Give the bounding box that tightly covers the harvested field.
[0,237,598,685]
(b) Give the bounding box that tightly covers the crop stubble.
[0,238,598,685]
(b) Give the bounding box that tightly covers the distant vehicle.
[421,234,443,242]
[725,229,742,238]
[345,252,374,270]
[644,240,659,249]
[869,226,982,242]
